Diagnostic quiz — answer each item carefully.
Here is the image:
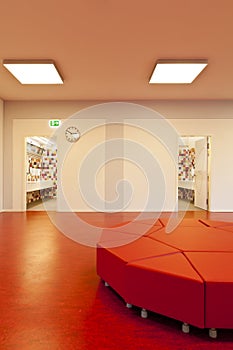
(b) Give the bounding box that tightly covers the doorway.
[26,136,57,211]
[178,136,210,211]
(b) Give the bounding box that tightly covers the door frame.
[25,135,58,211]
[178,135,211,211]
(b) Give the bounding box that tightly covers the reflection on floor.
[0,211,233,349]
[27,198,57,211]
[27,199,202,212]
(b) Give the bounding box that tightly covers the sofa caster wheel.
[209,328,217,339]
[104,281,109,287]
[141,308,148,318]
[126,303,132,308]
[182,323,190,334]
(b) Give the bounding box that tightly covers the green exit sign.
[49,119,61,128]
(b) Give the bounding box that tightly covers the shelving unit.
[26,142,56,206]
[178,145,195,202]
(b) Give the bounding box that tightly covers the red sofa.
[96,218,233,338]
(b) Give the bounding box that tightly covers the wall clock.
[65,126,81,143]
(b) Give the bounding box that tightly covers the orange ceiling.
[0,0,232,101]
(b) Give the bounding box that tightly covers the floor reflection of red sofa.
[96,219,233,338]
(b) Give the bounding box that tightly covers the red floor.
[0,211,233,349]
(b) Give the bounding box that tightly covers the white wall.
[3,100,233,212]
[56,119,106,212]
[105,124,124,211]
[0,99,3,211]
[123,119,178,212]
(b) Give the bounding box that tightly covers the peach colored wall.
[3,100,233,212]
[12,118,105,211]
[172,119,233,212]
[105,124,124,211]
[123,121,178,212]
[4,101,96,210]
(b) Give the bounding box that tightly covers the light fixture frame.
[149,59,208,84]
[3,59,64,84]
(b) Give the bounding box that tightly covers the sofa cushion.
[160,218,206,227]
[126,253,204,328]
[184,252,233,328]
[148,227,233,252]
[110,221,163,237]
[199,219,233,228]
[97,237,178,300]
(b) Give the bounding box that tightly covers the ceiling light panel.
[3,60,63,84]
[149,60,208,84]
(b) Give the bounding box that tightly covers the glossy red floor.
[0,211,233,349]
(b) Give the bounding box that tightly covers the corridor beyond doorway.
[26,136,57,211]
[178,199,205,212]
[178,136,210,211]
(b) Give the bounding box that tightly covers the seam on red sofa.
[124,251,180,265]
[144,225,164,236]
[147,236,183,252]
[198,219,210,227]
[110,221,131,228]
[158,218,165,227]
[182,252,205,283]
[182,249,233,253]
[181,251,207,327]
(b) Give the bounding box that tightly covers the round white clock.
[65,126,81,143]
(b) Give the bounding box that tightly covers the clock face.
[65,126,80,143]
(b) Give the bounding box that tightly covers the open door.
[194,137,208,210]
[26,136,57,211]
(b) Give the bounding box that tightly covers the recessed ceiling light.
[149,59,208,84]
[3,59,63,84]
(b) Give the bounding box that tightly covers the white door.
[194,137,208,209]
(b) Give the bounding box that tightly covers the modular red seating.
[160,217,205,227]
[184,252,233,330]
[126,253,204,328]
[199,219,233,227]
[111,219,163,237]
[149,226,233,252]
[97,236,178,301]
[96,218,233,338]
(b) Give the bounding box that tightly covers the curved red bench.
[96,218,233,338]
[184,252,233,330]
[126,253,204,328]
[149,226,233,252]
[97,236,178,301]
